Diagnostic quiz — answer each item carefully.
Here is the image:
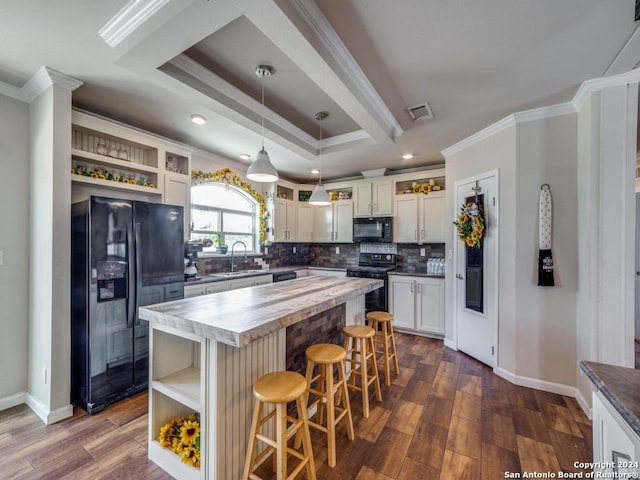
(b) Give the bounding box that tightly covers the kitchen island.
[139,276,382,480]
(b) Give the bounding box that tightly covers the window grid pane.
[190,183,259,253]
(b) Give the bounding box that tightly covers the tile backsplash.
[195,241,446,273]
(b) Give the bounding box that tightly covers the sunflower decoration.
[158,413,201,468]
[453,201,485,249]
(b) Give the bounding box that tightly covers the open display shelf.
[149,327,205,479]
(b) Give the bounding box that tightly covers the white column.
[25,67,82,424]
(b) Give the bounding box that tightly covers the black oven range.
[346,253,396,313]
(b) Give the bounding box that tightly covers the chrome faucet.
[230,241,247,273]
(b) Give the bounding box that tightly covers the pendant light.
[309,111,332,205]
[246,65,279,182]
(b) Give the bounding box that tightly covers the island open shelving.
[139,276,382,480]
[148,325,205,480]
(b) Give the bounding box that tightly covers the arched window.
[190,182,260,253]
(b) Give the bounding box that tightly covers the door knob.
[456,273,464,280]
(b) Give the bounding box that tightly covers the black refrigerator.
[71,196,184,414]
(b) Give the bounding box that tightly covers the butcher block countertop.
[580,360,640,437]
[139,276,382,348]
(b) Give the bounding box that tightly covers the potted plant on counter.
[211,232,228,254]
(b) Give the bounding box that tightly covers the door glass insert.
[465,194,484,313]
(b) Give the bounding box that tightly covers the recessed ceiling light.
[191,114,207,125]
[402,153,414,160]
[240,154,251,160]
[311,169,320,175]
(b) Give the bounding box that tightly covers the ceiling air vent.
[407,102,433,121]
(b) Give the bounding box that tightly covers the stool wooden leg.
[296,396,317,480]
[338,359,355,441]
[390,324,400,377]
[344,337,357,389]
[326,364,336,467]
[381,321,391,386]
[276,403,287,480]
[360,337,370,418]
[318,364,326,427]
[369,336,382,401]
[242,398,262,480]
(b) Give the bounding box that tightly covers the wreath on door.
[453,201,485,248]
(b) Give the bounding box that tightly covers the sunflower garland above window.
[191,168,268,245]
[158,413,201,468]
[453,201,485,249]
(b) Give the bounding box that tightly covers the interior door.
[454,172,498,367]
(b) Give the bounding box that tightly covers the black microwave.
[353,216,393,243]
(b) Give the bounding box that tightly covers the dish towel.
[538,184,555,286]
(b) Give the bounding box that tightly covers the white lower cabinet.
[592,391,640,477]
[184,275,273,298]
[388,274,444,335]
[149,326,205,480]
[307,268,346,277]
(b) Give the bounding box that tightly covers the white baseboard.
[0,391,26,412]
[494,366,577,398]
[575,389,592,420]
[443,338,457,350]
[25,394,73,425]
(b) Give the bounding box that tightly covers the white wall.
[444,111,580,394]
[0,94,30,408]
[444,124,518,375]
[515,115,578,388]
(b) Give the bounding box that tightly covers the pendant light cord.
[261,81,265,150]
[318,120,323,184]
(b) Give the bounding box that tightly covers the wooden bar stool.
[342,325,382,418]
[242,371,316,480]
[367,311,400,386]
[298,343,354,468]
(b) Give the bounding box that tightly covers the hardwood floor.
[0,333,592,479]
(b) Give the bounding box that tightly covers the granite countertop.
[580,360,640,437]
[141,276,382,348]
[390,268,445,278]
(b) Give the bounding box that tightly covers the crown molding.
[572,68,640,110]
[443,68,640,158]
[0,81,27,102]
[442,102,575,159]
[321,129,369,149]
[0,67,83,103]
[99,0,172,47]
[512,102,575,124]
[168,54,370,153]
[442,115,516,158]
[290,0,403,142]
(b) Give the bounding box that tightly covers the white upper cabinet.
[419,191,445,243]
[394,195,419,243]
[394,191,445,243]
[313,200,353,243]
[296,202,314,242]
[274,198,297,242]
[354,179,392,217]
